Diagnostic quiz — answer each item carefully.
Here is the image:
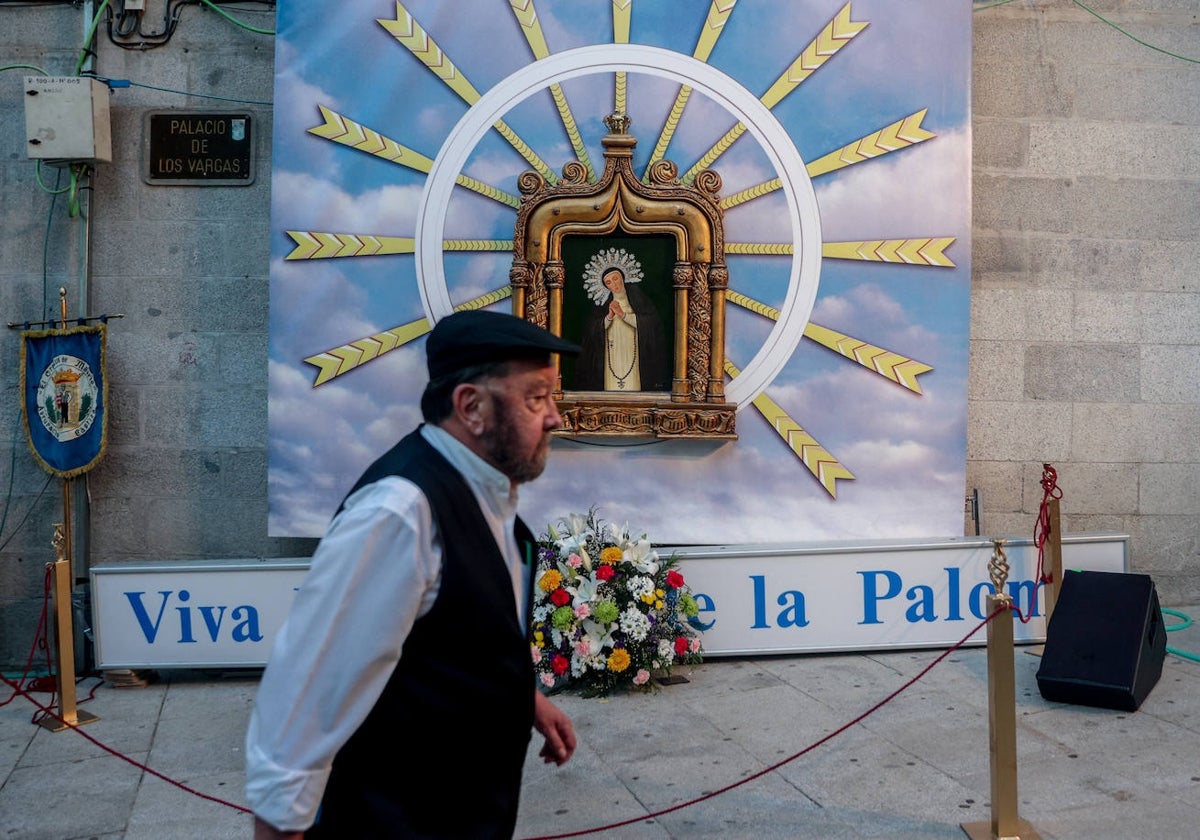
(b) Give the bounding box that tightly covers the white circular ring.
[416,43,821,408]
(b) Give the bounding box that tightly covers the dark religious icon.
[576,247,669,392]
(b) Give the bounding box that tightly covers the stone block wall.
[1,2,1197,669]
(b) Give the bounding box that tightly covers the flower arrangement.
[530,508,704,697]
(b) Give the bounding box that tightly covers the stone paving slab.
[1,605,1197,839]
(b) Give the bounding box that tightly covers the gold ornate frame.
[509,113,736,440]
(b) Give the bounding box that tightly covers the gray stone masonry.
[1,2,1198,668]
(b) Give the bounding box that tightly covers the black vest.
[311,428,537,839]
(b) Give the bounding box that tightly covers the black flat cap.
[426,309,581,379]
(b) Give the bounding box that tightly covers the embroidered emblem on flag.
[20,325,109,477]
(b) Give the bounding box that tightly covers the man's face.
[477,360,563,484]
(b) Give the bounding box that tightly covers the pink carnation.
[567,553,583,568]
[540,672,556,688]
[574,603,591,619]
[530,645,542,664]
[633,669,651,686]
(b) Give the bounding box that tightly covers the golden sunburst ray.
[719,109,935,210]
[680,1,867,184]
[725,358,854,497]
[308,105,521,208]
[641,0,739,180]
[724,238,956,268]
[612,0,631,114]
[821,237,955,267]
[509,0,597,181]
[726,290,932,393]
[377,1,558,184]
[804,109,935,178]
[285,235,513,261]
[303,287,514,386]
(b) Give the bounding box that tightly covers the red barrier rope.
[1032,463,1062,590]
[0,671,253,814]
[4,604,1013,834]
[522,605,1008,840]
[1,564,59,717]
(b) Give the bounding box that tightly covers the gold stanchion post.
[961,539,1041,840]
[38,512,100,732]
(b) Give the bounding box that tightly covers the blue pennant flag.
[20,325,109,477]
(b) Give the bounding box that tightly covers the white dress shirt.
[244,424,525,832]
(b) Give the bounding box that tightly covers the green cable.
[974,0,1199,64]
[198,0,275,35]
[1069,0,1200,64]
[75,0,112,77]
[0,64,50,76]
[34,161,74,195]
[1163,608,1199,663]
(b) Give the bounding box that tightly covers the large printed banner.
[268,1,973,544]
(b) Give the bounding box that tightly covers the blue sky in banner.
[268,0,973,542]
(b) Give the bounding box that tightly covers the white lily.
[581,617,616,650]
[625,537,660,575]
[566,575,600,605]
[603,520,630,545]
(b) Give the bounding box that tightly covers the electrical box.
[23,76,113,164]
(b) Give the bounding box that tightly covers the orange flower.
[607,648,631,672]
[538,569,563,592]
[599,546,623,565]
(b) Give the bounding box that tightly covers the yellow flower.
[599,546,623,565]
[640,592,656,605]
[534,630,545,648]
[607,648,631,672]
[538,569,563,592]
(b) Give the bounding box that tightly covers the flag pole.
[38,289,100,732]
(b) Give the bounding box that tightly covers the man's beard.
[480,398,550,484]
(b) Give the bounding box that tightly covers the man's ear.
[451,381,487,435]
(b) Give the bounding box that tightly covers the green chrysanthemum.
[551,605,575,630]
[679,592,699,617]
[592,600,619,624]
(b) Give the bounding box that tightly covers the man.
[246,309,580,839]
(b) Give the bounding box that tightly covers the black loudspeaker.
[1036,570,1167,711]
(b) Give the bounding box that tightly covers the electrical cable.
[197,0,274,35]
[0,412,29,546]
[33,159,75,195]
[101,0,274,50]
[84,71,272,104]
[1068,0,1200,63]
[0,62,50,75]
[74,0,111,76]
[42,167,61,319]
[974,0,1200,64]
[1163,608,1199,664]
